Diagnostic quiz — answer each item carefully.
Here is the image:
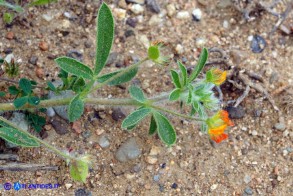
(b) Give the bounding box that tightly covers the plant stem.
[150,105,205,121]
[0,116,75,161]
[91,57,149,93]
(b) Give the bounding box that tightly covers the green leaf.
[72,77,86,93]
[47,81,56,91]
[169,88,181,101]
[0,91,6,97]
[0,58,4,64]
[170,70,181,88]
[55,57,93,80]
[97,68,138,85]
[0,116,40,147]
[0,1,24,12]
[30,0,57,6]
[28,96,40,106]
[129,85,145,103]
[19,78,32,94]
[94,2,115,75]
[153,112,176,146]
[68,95,84,122]
[8,86,19,95]
[178,61,187,86]
[193,102,207,118]
[148,115,157,135]
[13,97,28,108]
[70,160,89,183]
[148,46,160,60]
[122,108,151,130]
[27,113,46,133]
[3,12,14,24]
[188,48,208,82]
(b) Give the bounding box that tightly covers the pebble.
[130,4,144,14]
[51,119,69,135]
[244,187,253,195]
[67,50,83,62]
[195,38,206,47]
[251,130,258,136]
[48,88,74,121]
[4,48,13,54]
[166,4,176,17]
[84,40,92,48]
[82,130,91,139]
[171,183,178,189]
[153,175,160,182]
[111,108,126,121]
[274,122,286,131]
[192,8,202,21]
[138,34,149,49]
[210,184,218,191]
[146,155,158,164]
[132,164,141,173]
[75,188,92,196]
[149,146,160,156]
[225,106,245,119]
[126,18,137,28]
[146,0,160,13]
[175,44,184,54]
[6,32,14,40]
[251,35,266,53]
[244,174,252,184]
[113,8,127,20]
[42,14,54,22]
[106,52,119,66]
[282,149,288,156]
[39,41,49,51]
[159,184,164,192]
[65,184,72,190]
[148,15,162,26]
[115,138,141,162]
[223,20,229,28]
[176,11,190,20]
[126,0,144,4]
[98,135,110,148]
[28,56,38,65]
[217,0,233,8]
[125,29,135,37]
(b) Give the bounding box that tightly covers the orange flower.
[206,110,234,143]
[206,68,227,86]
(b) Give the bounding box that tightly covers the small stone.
[251,130,258,136]
[225,106,245,119]
[195,38,206,47]
[175,44,184,54]
[72,121,82,134]
[67,50,83,62]
[115,138,141,162]
[223,20,229,28]
[253,109,262,117]
[82,130,91,139]
[40,130,49,139]
[283,149,288,156]
[46,107,56,117]
[51,119,69,135]
[244,174,251,184]
[251,35,266,53]
[4,48,13,54]
[39,41,49,51]
[171,183,178,189]
[146,0,160,13]
[138,34,149,49]
[126,0,145,4]
[36,67,44,78]
[75,188,92,196]
[149,146,160,156]
[166,4,176,17]
[126,18,137,28]
[98,135,110,148]
[42,14,54,22]
[274,122,286,131]
[241,148,248,155]
[244,187,253,195]
[125,29,135,37]
[61,19,70,28]
[65,184,72,190]
[148,15,162,26]
[192,8,202,21]
[95,129,105,135]
[6,32,14,40]
[159,184,164,192]
[29,56,38,65]
[130,4,144,15]
[217,0,233,8]
[176,11,190,20]
[111,108,126,121]
[210,184,218,191]
[113,8,127,20]
[84,40,92,48]
[153,175,160,182]
[106,52,118,66]
[146,156,158,164]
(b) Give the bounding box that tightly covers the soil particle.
[39,41,49,51]
[226,105,246,119]
[115,137,141,162]
[111,108,126,121]
[28,56,38,65]
[51,118,69,135]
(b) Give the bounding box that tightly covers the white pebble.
[223,20,229,28]
[166,4,176,17]
[176,11,190,20]
[175,44,184,54]
[210,184,218,191]
[113,8,126,20]
[248,35,254,41]
[195,38,206,47]
[192,8,202,21]
[130,4,144,15]
[252,130,258,136]
[283,149,288,156]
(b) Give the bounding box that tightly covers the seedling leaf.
[19,78,32,94]
[122,108,151,130]
[94,2,115,75]
[28,96,40,106]
[188,48,208,82]
[129,85,145,103]
[153,112,176,146]
[8,86,19,95]
[55,57,93,80]
[0,116,40,147]
[68,95,84,122]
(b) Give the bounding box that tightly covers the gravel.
[115,138,141,162]
[226,106,246,119]
[98,135,110,148]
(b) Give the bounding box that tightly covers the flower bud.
[206,68,227,86]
